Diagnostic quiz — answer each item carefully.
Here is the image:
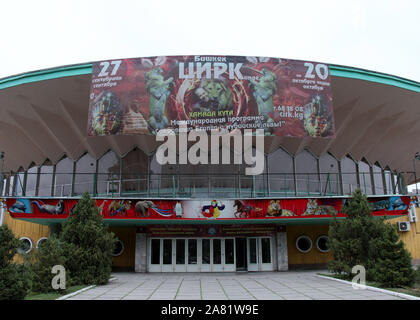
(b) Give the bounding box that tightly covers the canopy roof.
[0,62,419,183]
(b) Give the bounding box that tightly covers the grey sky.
[0,0,419,81]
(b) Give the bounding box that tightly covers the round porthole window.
[112,239,124,257]
[316,235,330,253]
[36,237,48,249]
[296,235,312,253]
[18,237,33,254]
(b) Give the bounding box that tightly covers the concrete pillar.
[135,233,147,272]
[276,231,288,271]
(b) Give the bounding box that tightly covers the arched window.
[319,153,340,195]
[295,149,319,195]
[268,148,294,196]
[358,159,373,195]
[54,156,73,197]
[341,155,357,195]
[372,162,385,195]
[25,164,38,197]
[97,150,120,196]
[74,153,96,195]
[38,160,54,196]
[121,148,148,195]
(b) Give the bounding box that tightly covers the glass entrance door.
[247,237,274,271]
[148,237,236,272]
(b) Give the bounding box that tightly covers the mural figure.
[266,200,295,217]
[32,200,65,215]
[109,200,131,217]
[195,79,234,113]
[202,200,225,218]
[135,200,157,217]
[233,200,262,218]
[145,68,173,134]
[174,201,183,218]
[9,200,28,213]
[303,95,330,137]
[302,199,337,216]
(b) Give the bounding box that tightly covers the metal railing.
[2,171,407,199]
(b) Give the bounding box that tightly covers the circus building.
[1,55,420,272]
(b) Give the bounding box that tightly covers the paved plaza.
[62,271,408,300]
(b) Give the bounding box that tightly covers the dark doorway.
[236,238,247,271]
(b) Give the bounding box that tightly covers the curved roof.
[0,61,419,182]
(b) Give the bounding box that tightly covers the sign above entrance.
[144,224,280,237]
[6,196,409,221]
[87,55,335,138]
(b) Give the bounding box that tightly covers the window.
[372,163,385,195]
[358,159,373,195]
[295,150,319,195]
[38,161,54,196]
[341,156,357,195]
[18,237,33,254]
[112,239,125,257]
[319,153,340,195]
[121,148,148,194]
[54,156,73,196]
[97,150,120,196]
[74,153,96,195]
[296,235,312,253]
[268,148,294,195]
[316,235,330,253]
[26,165,38,196]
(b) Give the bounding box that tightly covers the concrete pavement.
[63,271,404,300]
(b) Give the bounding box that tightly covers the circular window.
[18,237,33,254]
[296,235,312,253]
[316,235,330,253]
[36,237,48,249]
[112,239,124,257]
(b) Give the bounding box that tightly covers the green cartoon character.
[249,69,278,133]
[145,68,174,134]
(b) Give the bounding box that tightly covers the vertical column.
[135,232,147,272]
[276,231,288,271]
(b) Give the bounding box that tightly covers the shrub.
[30,237,69,293]
[0,225,32,300]
[60,192,117,285]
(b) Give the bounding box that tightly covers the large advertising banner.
[6,196,409,221]
[87,56,335,137]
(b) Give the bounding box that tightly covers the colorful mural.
[5,196,410,221]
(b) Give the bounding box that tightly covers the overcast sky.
[0,0,419,81]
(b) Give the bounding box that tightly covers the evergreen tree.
[60,192,117,285]
[328,189,415,287]
[0,225,32,300]
[369,223,415,287]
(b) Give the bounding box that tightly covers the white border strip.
[56,277,117,300]
[56,285,96,300]
[317,274,420,300]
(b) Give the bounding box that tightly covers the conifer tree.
[0,225,32,300]
[328,189,415,287]
[60,192,117,285]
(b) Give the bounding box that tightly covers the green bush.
[30,237,69,293]
[0,225,32,300]
[328,189,415,287]
[60,192,117,285]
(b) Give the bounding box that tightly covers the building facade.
[1,56,420,271]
